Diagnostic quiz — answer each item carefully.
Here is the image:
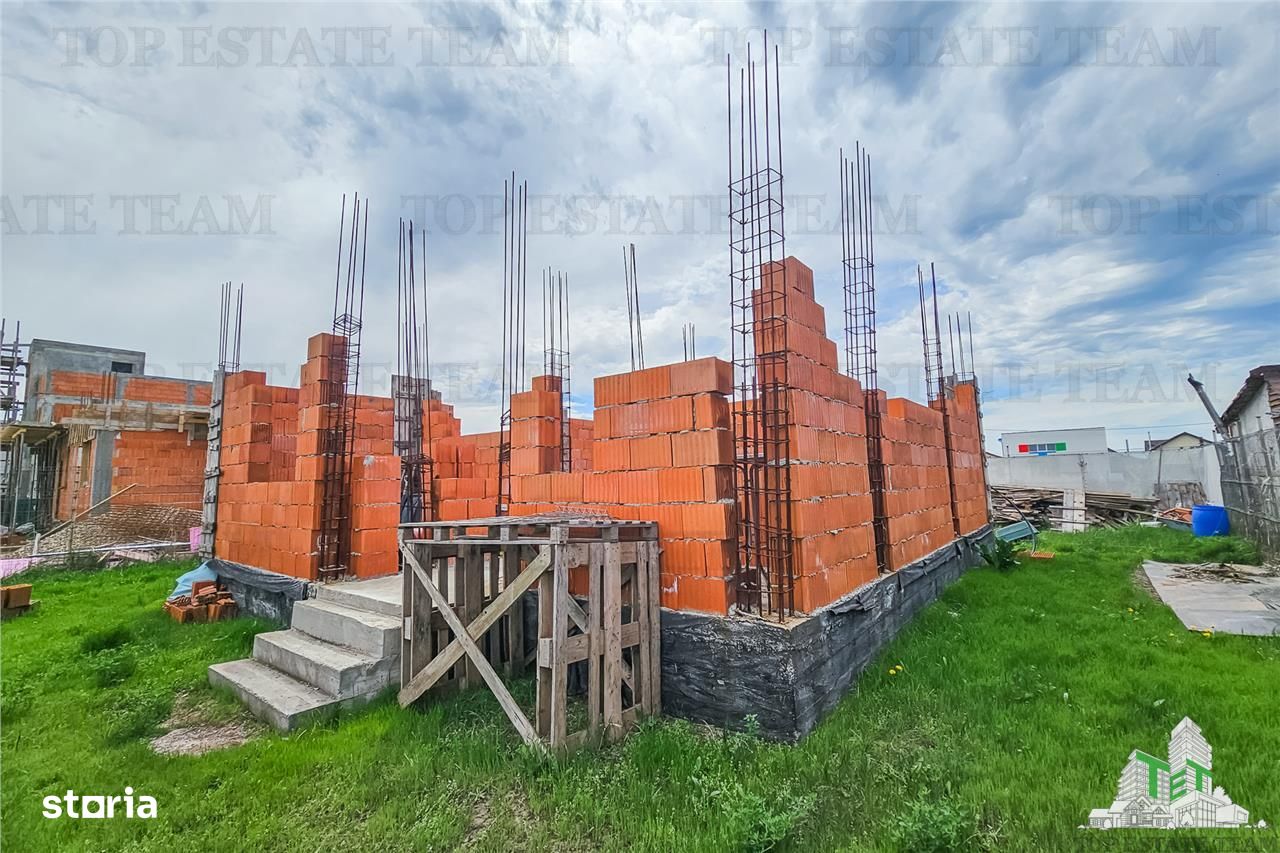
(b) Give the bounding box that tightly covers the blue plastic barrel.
[1191,504,1229,537]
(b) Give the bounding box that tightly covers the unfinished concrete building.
[0,338,210,539]
[207,255,991,738]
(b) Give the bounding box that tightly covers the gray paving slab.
[1143,560,1280,636]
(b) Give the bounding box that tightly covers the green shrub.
[979,539,1019,572]
[890,794,980,852]
[79,625,133,654]
[88,648,136,687]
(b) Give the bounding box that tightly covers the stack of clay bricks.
[109,430,208,510]
[882,397,954,568]
[752,258,879,612]
[165,579,237,623]
[946,383,989,534]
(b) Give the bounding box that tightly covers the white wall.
[1228,385,1272,438]
[999,427,1108,456]
[987,446,1222,504]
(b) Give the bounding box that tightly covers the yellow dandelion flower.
[888,668,896,676]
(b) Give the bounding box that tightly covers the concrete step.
[315,575,402,618]
[208,659,348,732]
[290,599,401,657]
[253,629,398,699]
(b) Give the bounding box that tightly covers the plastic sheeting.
[168,561,218,601]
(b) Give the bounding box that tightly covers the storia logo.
[42,788,157,819]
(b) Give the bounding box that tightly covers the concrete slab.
[253,629,398,698]
[1142,561,1280,636]
[290,599,401,656]
[208,659,341,731]
[316,574,402,617]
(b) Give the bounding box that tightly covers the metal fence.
[1217,426,1280,559]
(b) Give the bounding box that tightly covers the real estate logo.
[42,788,157,820]
[1086,717,1265,830]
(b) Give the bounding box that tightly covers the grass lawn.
[3,526,1278,851]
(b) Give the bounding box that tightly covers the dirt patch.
[151,721,260,756]
[1132,564,1159,599]
[150,690,263,756]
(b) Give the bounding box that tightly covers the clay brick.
[630,434,672,469]
[692,393,731,430]
[670,358,733,398]
[593,438,631,471]
[671,429,732,467]
[675,576,730,615]
[658,467,703,501]
[532,374,563,394]
[511,390,561,419]
[682,504,731,539]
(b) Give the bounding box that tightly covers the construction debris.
[991,486,1156,530]
[164,579,238,623]
[1171,562,1272,584]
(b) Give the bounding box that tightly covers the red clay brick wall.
[504,358,737,614]
[111,430,206,510]
[947,383,989,534]
[56,439,93,519]
[882,397,954,568]
[214,333,403,580]
[752,258,880,613]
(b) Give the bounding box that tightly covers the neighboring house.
[1145,432,1211,451]
[1220,364,1280,438]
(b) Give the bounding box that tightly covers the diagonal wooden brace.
[398,544,549,752]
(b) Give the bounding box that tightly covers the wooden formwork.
[397,513,661,751]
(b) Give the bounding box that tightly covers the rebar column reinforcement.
[395,220,434,526]
[918,264,961,538]
[728,32,795,618]
[840,144,890,574]
[543,267,572,472]
[496,174,529,514]
[317,193,368,581]
[622,244,645,371]
[199,282,243,559]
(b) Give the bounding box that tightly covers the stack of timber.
[991,486,1156,529]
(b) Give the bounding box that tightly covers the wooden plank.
[645,539,662,713]
[535,566,554,739]
[602,539,623,739]
[401,540,413,687]
[545,623,636,666]
[587,542,603,735]
[634,541,653,713]
[398,546,550,706]
[502,537,521,677]
[398,546,546,752]
[549,533,571,748]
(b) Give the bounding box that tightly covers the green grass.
[3,528,1278,851]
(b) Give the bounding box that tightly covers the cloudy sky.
[3,1,1277,451]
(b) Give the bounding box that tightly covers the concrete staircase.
[209,576,402,731]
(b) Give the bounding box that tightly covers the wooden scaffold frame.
[397,513,661,752]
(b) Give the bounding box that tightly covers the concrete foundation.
[211,558,310,624]
[660,525,993,741]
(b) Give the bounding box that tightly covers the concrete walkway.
[1143,561,1280,636]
